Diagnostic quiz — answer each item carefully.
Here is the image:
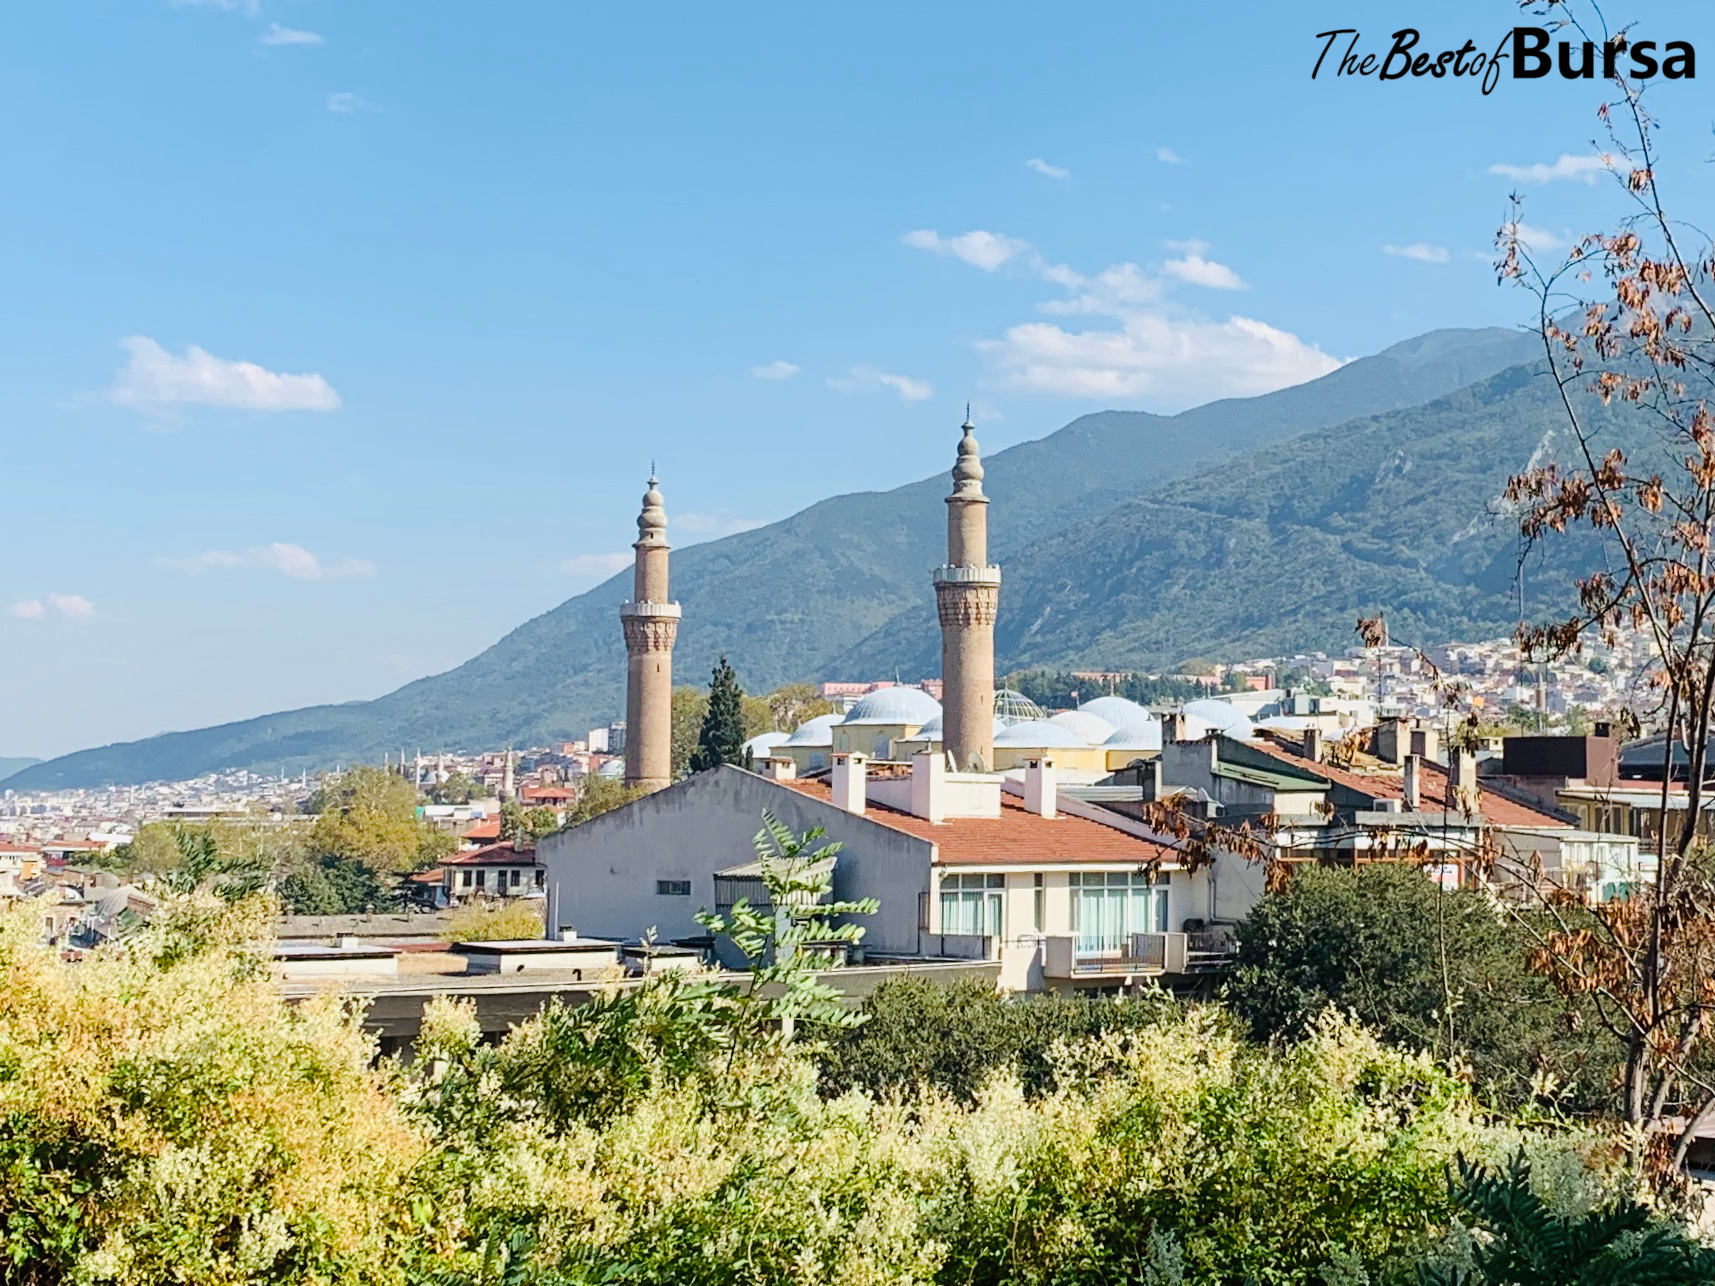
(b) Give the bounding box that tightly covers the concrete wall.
[538,766,934,966]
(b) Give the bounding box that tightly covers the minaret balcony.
[932,564,1001,587]
[619,600,682,620]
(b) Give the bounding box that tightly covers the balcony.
[1040,928,1236,980]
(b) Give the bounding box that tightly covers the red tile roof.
[441,842,540,866]
[1248,736,1569,828]
[781,779,1177,866]
[461,816,502,841]
[522,786,576,802]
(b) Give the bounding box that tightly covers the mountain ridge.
[8,325,1548,789]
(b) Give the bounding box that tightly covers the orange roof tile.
[1248,736,1569,828]
[781,779,1176,866]
[441,842,540,866]
[461,816,502,841]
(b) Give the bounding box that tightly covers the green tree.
[818,977,1175,1102]
[425,770,480,805]
[1223,864,1614,1108]
[498,801,560,844]
[1417,1152,1715,1285]
[307,765,437,875]
[763,682,837,732]
[696,812,879,1040]
[689,655,747,773]
[277,853,391,915]
[669,685,707,780]
[560,775,646,827]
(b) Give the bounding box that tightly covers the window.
[1032,873,1045,932]
[534,869,545,888]
[460,871,472,888]
[656,879,691,897]
[509,868,522,886]
[939,872,1004,937]
[1070,871,1168,954]
[475,870,487,890]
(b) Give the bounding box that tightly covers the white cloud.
[108,336,340,413]
[980,314,1342,405]
[1026,157,1069,180]
[1384,242,1452,263]
[327,92,367,114]
[902,228,1030,272]
[560,552,632,579]
[1488,154,1611,185]
[9,600,44,620]
[1156,146,1185,165]
[677,513,768,538]
[751,360,799,381]
[1503,221,1570,253]
[1162,251,1246,290]
[260,23,322,46]
[47,594,95,620]
[828,367,934,402]
[161,542,374,581]
[901,224,1334,411]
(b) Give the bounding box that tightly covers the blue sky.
[4,0,1712,760]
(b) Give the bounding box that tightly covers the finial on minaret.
[637,469,668,544]
[964,401,972,426]
[951,415,985,498]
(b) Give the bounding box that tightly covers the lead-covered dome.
[782,713,843,747]
[840,687,942,726]
[1048,709,1117,745]
[994,718,1091,749]
[1078,695,1151,726]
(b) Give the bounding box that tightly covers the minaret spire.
[620,468,680,792]
[934,414,1000,772]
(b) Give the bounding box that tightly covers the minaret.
[500,748,515,802]
[934,410,1000,772]
[620,470,681,791]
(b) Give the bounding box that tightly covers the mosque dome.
[782,713,843,747]
[1102,719,1164,751]
[840,687,942,726]
[742,731,792,759]
[596,758,625,778]
[1182,698,1257,740]
[1048,709,1118,745]
[993,689,1047,726]
[1078,695,1151,725]
[993,719,1091,749]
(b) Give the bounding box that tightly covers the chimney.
[765,755,796,781]
[1373,717,1405,765]
[1402,753,1421,811]
[1142,756,1165,802]
[1449,749,1478,811]
[1409,725,1439,764]
[831,752,867,815]
[1023,757,1057,818]
[1161,711,1187,743]
[1302,727,1323,763]
[910,751,946,824]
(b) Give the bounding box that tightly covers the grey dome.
[994,719,1090,749]
[1048,710,1117,745]
[782,713,843,747]
[840,687,942,726]
[1078,695,1151,725]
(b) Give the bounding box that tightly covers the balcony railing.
[1041,929,1237,978]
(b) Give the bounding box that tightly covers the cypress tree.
[691,655,747,772]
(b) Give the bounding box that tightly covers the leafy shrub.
[817,977,1175,1101]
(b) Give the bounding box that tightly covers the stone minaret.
[620,471,680,791]
[934,411,1000,772]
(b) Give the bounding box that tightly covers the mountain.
[830,361,1611,678]
[10,326,1545,789]
[0,757,41,784]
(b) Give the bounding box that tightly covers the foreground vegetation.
[5,865,1712,1286]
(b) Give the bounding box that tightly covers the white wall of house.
[537,766,935,965]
